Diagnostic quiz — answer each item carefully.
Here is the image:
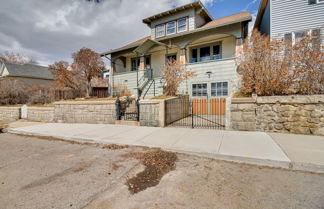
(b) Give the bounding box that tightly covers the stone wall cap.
[231,97,256,104]
[0,106,21,109]
[256,95,324,104]
[28,106,55,110]
[54,100,116,105]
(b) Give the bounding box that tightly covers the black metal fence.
[166,97,226,129]
[115,98,140,121]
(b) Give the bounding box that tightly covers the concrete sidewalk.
[8,122,324,172]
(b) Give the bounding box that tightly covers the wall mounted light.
[206,71,212,78]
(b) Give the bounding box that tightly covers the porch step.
[115,120,140,126]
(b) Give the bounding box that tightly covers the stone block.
[310,127,324,136]
[290,126,311,135]
[311,110,322,118]
[231,112,242,121]
[242,112,256,122]
[280,105,297,112]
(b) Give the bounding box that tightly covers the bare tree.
[162,60,196,96]
[72,48,105,97]
[236,30,324,96]
[0,51,36,64]
[48,61,83,91]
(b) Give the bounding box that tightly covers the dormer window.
[155,17,188,39]
[177,18,188,32]
[166,21,176,35]
[156,24,165,38]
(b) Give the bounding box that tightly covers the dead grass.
[124,149,178,194]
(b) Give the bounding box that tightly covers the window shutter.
[308,0,317,4]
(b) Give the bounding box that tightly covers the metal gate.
[166,97,226,129]
[116,98,140,121]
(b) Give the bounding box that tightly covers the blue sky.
[206,0,260,19]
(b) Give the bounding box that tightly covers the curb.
[8,129,324,174]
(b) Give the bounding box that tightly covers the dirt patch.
[21,161,92,190]
[125,149,177,194]
[102,144,129,150]
[13,134,131,150]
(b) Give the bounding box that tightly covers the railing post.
[191,100,194,129]
[136,98,140,122]
[115,97,121,120]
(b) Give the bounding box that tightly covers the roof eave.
[142,1,212,25]
[103,15,252,56]
[155,16,252,41]
[253,0,269,30]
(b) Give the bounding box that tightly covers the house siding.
[271,0,324,45]
[178,58,238,96]
[150,8,196,40]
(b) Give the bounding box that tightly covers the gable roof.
[142,1,213,25]
[101,11,252,56]
[1,63,54,80]
[253,0,268,30]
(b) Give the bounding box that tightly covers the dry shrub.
[237,30,324,96]
[0,78,29,105]
[0,78,56,105]
[162,60,196,96]
[114,83,132,97]
[28,85,55,104]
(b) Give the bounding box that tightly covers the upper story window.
[156,24,165,38]
[155,17,188,39]
[177,18,188,33]
[166,21,176,35]
[309,0,324,4]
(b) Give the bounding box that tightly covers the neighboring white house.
[102,69,110,79]
[254,0,324,45]
[101,1,251,99]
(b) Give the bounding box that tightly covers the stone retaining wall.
[0,107,21,122]
[231,95,324,135]
[54,100,116,124]
[27,107,54,123]
[139,100,164,127]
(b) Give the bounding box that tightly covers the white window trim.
[317,0,324,4]
[166,21,176,35]
[156,24,165,38]
[177,17,188,33]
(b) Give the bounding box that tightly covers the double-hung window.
[166,21,176,35]
[156,24,165,38]
[177,18,188,33]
